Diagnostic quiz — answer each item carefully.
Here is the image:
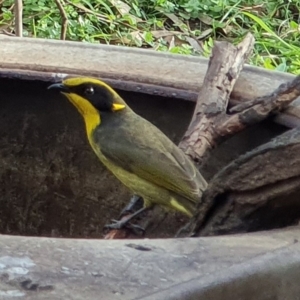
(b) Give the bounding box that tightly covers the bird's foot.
[104,219,145,235]
[119,195,144,218]
[104,207,148,235]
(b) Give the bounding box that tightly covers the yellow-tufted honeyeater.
[48,77,207,230]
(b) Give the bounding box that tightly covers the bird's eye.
[84,86,94,95]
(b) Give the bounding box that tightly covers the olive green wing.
[99,119,207,201]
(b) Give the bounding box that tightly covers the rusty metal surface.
[0,35,297,100]
[0,69,198,101]
[0,227,299,300]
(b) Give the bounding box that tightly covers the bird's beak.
[48,83,70,93]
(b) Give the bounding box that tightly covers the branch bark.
[179,33,255,165]
[215,74,300,137]
[184,128,300,237]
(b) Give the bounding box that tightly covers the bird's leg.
[105,206,149,231]
[119,194,144,218]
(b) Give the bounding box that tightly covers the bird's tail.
[169,193,197,217]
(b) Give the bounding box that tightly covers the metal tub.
[0,36,299,299]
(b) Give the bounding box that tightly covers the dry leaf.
[151,30,182,39]
[198,13,213,25]
[107,0,143,22]
[168,35,175,49]
[117,31,144,45]
[185,36,203,51]
[108,0,131,15]
[164,13,189,34]
[197,28,213,40]
[164,35,188,48]
[241,4,265,15]
[221,24,233,35]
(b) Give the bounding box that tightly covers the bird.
[48,77,207,230]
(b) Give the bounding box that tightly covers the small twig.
[54,0,68,40]
[14,0,23,37]
[0,29,15,36]
[230,75,300,114]
[215,75,300,136]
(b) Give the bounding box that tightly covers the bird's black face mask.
[48,78,126,113]
[68,83,116,112]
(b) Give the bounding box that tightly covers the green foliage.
[1,0,300,74]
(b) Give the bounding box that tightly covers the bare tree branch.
[230,75,300,114]
[214,75,300,137]
[179,33,255,165]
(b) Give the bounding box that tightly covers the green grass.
[1,0,300,74]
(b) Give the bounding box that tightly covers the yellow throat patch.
[63,92,100,138]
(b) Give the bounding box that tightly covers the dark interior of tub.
[0,78,288,238]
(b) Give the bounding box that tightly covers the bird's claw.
[104,219,145,234]
[119,195,144,219]
[104,219,123,229]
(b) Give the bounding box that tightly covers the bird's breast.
[87,134,169,202]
